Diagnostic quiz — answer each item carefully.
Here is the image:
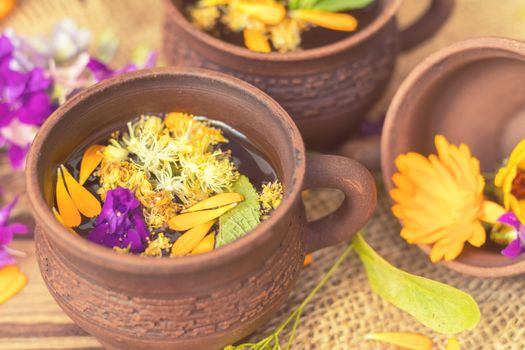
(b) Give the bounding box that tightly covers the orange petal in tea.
[291,10,357,32]
[61,165,101,218]
[171,222,215,257]
[365,332,433,350]
[303,254,313,267]
[56,168,81,227]
[52,207,65,225]
[0,265,28,305]
[191,233,216,255]
[79,144,105,185]
[244,29,271,53]
[184,193,244,213]
[169,203,237,231]
[235,1,285,25]
[446,337,461,350]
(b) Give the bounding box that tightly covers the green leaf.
[292,0,319,10]
[309,0,374,12]
[353,233,481,335]
[217,175,261,248]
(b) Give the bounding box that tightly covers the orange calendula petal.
[0,265,28,305]
[171,222,215,257]
[446,337,461,350]
[190,233,216,255]
[234,1,286,25]
[79,145,105,185]
[169,203,237,231]
[56,168,81,227]
[52,207,65,225]
[60,165,101,218]
[291,10,357,32]
[303,254,313,267]
[244,29,271,53]
[365,332,433,350]
[0,0,16,20]
[184,193,244,213]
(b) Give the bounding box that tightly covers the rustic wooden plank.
[1,240,103,348]
[0,336,102,350]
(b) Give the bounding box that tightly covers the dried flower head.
[143,233,172,257]
[259,180,283,214]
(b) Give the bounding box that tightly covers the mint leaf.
[353,233,481,334]
[217,176,261,248]
[306,0,373,12]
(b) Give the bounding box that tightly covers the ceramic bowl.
[26,68,376,349]
[162,0,453,150]
[382,37,525,277]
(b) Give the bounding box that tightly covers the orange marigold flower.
[495,139,525,223]
[391,135,505,262]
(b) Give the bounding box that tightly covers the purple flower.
[87,51,157,82]
[498,211,525,258]
[0,34,54,169]
[87,187,149,253]
[0,196,30,268]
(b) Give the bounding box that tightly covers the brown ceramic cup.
[163,0,454,150]
[26,68,376,349]
[382,37,525,278]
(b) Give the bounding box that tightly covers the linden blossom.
[51,112,284,257]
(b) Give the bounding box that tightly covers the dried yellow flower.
[191,6,221,30]
[144,233,172,257]
[259,180,283,213]
[270,19,302,53]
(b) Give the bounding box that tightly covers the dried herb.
[217,176,260,248]
[353,233,481,334]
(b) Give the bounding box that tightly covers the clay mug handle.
[303,153,377,252]
[399,0,455,51]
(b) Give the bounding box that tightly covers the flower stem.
[226,242,355,350]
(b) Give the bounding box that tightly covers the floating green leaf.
[217,175,260,248]
[353,233,480,335]
[291,0,374,12]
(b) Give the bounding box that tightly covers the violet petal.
[502,238,523,258]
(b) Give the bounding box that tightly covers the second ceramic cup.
[163,0,454,150]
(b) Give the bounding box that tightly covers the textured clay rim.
[26,67,306,275]
[164,0,402,62]
[382,37,525,277]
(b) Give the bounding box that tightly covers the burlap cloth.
[3,0,525,349]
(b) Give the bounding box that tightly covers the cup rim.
[164,0,402,62]
[382,37,525,277]
[26,67,306,275]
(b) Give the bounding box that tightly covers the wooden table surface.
[1,240,103,349]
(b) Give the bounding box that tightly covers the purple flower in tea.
[498,211,525,258]
[87,187,149,253]
[0,196,30,268]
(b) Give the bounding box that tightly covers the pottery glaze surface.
[26,68,376,349]
[163,0,453,150]
[382,38,525,277]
